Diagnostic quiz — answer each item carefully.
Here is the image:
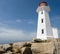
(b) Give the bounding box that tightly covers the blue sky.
[0,0,60,43]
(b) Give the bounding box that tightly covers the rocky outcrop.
[0,39,60,54]
[31,42,55,54]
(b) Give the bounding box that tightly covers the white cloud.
[16,19,22,23]
[27,21,34,24]
[0,22,36,43]
[0,23,6,26]
[0,27,36,41]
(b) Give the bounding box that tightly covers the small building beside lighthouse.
[36,2,59,40]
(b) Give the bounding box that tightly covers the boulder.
[21,47,32,54]
[0,51,5,54]
[31,42,55,54]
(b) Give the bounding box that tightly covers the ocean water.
[0,40,30,44]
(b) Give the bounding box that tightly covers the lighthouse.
[36,2,58,40]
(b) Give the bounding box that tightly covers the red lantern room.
[39,1,48,6]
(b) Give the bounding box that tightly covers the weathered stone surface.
[13,42,26,49]
[1,39,60,54]
[31,42,55,54]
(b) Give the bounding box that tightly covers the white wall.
[36,6,53,40]
[52,28,59,38]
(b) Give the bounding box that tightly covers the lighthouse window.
[42,29,44,34]
[41,11,43,14]
[41,19,43,23]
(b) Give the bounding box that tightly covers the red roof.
[39,1,48,6]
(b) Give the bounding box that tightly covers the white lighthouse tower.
[36,2,53,40]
